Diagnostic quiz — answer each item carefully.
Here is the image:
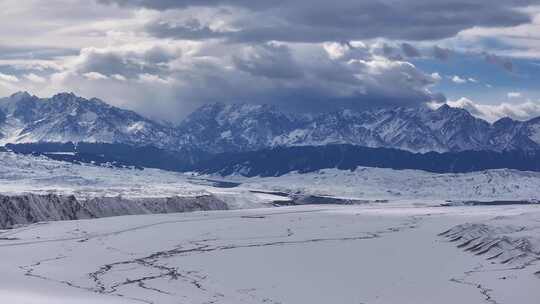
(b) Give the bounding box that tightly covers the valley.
[1,93,539,303]
[1,204,538,304]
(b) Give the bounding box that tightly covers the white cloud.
[0,73,19,82]
[507,92,522,98]
[112,74,127,81]
[449,75,479,84]
[430,97,540,122]
[24,73,46,83]
[83,72,109,80]
[431,72,442,81]
[451,75,467,84]
[137,73,173,84]
[323,42,351,60]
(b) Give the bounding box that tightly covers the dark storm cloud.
[62,41,442,120]
[401,43,421,58]
[232,44,304,79]
[433,46,452,60]
[98,0,282,10]
[193,44,441,111]
[144,19,225,41]
[101,0,538,42]
[143,46,177,64]
[76,48,174,79]
[376,43,402,61]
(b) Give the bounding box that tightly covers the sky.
[1,0,540,122]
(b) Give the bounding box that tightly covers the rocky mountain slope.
[1,92,540,153]
[0,92,176,148]
[179,102,540,153]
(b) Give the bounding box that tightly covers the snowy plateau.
[0,92,540,304]
[0,151,539,304]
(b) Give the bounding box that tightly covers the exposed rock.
[0,193,228,229]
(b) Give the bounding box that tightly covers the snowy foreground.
[1,152,540,303]
[0,204,539,304]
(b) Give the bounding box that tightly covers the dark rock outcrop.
[0,193,228,229]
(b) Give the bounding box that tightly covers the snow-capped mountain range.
[181,102,540,153]
[1,91,540,153]
[0,92,176,148]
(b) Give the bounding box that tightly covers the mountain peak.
[9,91,32,100]
[51,92,78,100]
[435,103,464,115]
[0,92,176,147]
[493,116,517,126]
[437,103,451,111]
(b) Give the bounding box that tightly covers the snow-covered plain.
[1,152,540,303]
[233,167,540,202]
[0,204,539,304]
[0,152,280,209]
[0,152,206,198]
[3,151,540,203]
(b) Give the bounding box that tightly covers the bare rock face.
[83,195,229,218]
[0,193,228,229]
[0,194,92,228]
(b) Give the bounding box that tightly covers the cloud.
[24,73,46,83]
[379,43,402,60]
[112,74,127,81]
[401,43,421,58]
[68,46,181,83]
[0,73,19,82]
[145,18,227,41]
[507,92,522,98]
[430,97,540,122]
[98,0,277,10]
[137,73,174,84]
[0,0,536,122]
[0,45,78,60]
[448,75,479,84]
[233,43,304,79]
[451,75,467,84]
[83,72,109,80]
[46,41,443,121]
[126,0,536,43]
[433,46,452,60]
[75,48,163,79]
[484,52,513,71]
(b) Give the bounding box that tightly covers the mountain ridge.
[1,91,540,153]
[0,91,177,148]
